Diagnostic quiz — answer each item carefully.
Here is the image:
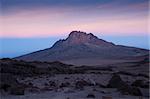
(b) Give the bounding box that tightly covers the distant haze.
[0,35,149,58]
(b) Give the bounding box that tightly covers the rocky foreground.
[0,57,149,99]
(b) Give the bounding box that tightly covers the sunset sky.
[0,0,149,58]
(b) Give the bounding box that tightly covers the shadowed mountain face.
[15,31,149,65]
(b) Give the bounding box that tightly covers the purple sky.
[0,0,149,58]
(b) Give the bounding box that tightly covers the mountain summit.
[66,31,107,45]
[52,31,114,49]
[16,31,148,65]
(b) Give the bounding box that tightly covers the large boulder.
[107,74,142,96]
[107,74,127,88]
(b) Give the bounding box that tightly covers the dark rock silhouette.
[107,74,126,88]
[107,74,142,96]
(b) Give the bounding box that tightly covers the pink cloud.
[0,3,149,38]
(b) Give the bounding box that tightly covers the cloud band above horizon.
[0,0,149,38]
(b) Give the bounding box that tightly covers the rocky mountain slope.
[15,31,149,65]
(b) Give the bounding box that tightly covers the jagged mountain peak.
[68,31,98,41]
[69,31,96,38]
[52,31,114,48]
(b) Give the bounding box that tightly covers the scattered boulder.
[66,97,70,99]
[40,87,53,92]
[107,74,126,88]
[49,81,56,87]
[118,86,142,96]
[132,80,144,87]
[131,80,149,88]
[0,84,11,92]
[27,86,40,93]
[130,87,142,96]
[64,77,70,79]
[75,80,90,89]
[107,74,142,96]
[28,82,34,87]
[87,93,95,98]
[10,86,24,95]
[59,82,70,88]
[96,83,106,88]
[44,83,49,86]
[102,96,112,99]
